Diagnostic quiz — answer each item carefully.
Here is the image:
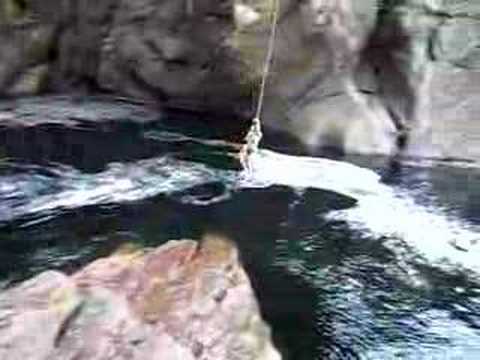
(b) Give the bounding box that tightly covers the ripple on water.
[0,156,239,224]
[1,146,480,359]
[2,148,478,275]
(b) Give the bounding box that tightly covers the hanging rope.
[186,0,194,16]
[241,0,280,171]
[254,0,280,121]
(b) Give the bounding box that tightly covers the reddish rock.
[0,238,281,360]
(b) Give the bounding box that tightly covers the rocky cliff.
[0,0,479,161]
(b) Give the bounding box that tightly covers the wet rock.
[0,0,479,161]
[6,64,49,96]
[0,95,161,127]
[0,22,55,95]
[0,238,281,360]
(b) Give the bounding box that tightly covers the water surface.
[0,97,479,359]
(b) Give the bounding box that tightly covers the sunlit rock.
[0,238,281,360]
[235,4,261,28]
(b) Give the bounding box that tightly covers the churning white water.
[0,157,237,222]
[1,148,479,274]
[244,150,480,275]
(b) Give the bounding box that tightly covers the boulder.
[0,238,281,360]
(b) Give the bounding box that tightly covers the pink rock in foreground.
[0,238,281,360]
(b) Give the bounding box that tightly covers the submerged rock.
[0,238,281,360]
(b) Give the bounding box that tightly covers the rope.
[254,0,280,122]
[186,0,194,15]
[240,0,280,171]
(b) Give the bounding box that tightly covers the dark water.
[1,97,480,359]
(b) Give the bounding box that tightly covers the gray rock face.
[237,0,480,161]
[0,0,247,112]
[0,238,281,360]
[0,0,479,161]
[95,0,245,111]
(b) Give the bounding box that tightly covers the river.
[0,97,479,359]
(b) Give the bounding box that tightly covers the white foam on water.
[2,148,479,274]
[2,143,479,358]
[242,149,480,274]
[329,188,480,272]
[0,156,237,222]
[238,149,384,196]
